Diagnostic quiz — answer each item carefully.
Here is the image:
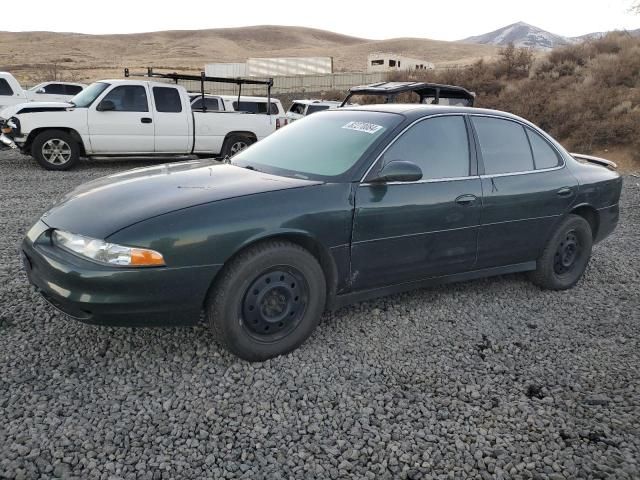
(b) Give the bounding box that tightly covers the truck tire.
[31,130,80,171]
[221,134,254,159]
[529,214,593,290]
[206,240,326,362]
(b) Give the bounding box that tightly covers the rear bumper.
[22,221,221,327]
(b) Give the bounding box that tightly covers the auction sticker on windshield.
[342,121,384,134]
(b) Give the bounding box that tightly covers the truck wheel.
[221,134,254,158]
[206,240,326,362]
[31,130,80,171]
[529,214,593,290]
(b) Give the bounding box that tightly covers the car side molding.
[329,261,537,310]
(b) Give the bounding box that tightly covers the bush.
[389,33,640,160]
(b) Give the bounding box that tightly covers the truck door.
[150,86,191,153]
[87,83,154,154]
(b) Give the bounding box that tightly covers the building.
[205,57,333,78]
[366,53,435,73]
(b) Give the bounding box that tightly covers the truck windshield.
[232,110,402,181]
[70,82,110,108]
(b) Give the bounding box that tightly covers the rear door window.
[0,79,13,95]
[153,87,183,112]
[526,128,561,170]
[471,117,534,174]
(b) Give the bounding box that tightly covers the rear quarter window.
[526,128,561,169]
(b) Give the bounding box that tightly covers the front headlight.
[52,230,165,267]
[1,117,18,134]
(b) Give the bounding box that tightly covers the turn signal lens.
[130,248,165,266]
[52,230,165,267]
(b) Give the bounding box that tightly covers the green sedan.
[22,105,622,361]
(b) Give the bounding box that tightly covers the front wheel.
[206,241,326,361]
[31,130,80,171]
[529,214,593,290]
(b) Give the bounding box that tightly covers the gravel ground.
[0,151,639,480]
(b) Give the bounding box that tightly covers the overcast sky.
[5,0,639,40]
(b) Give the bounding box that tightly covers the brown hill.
[0,25,498,84]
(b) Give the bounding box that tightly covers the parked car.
[286,100,342,122]
[0,79,281,170]
[21,105,622,361]
[189,94,288,129]
[28,82,87,102]
[341,81,475,107]
[0,72,86,109]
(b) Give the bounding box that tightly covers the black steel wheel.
[530,214,593,290]
[206,240,326,361]
[242,268,308,341]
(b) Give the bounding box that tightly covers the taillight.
[276,118,282,129]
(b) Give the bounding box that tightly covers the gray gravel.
[1,150,639,480]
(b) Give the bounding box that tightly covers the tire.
[206,240,326,361]
[529,214,593,290]
[220,134,254,159]
[31,130,80,171]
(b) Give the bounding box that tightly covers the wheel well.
[224,131,257,144]
[206,234,338,310]
[571,205,599,239]
[26,128,86,156]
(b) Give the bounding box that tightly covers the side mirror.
[36,88,46,94]
[370,160,423,183]
[96,100,116,111]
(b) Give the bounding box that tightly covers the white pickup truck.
[0,79,281,170]
[0,72,86,109]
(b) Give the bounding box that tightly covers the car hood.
[1,101,72,117]
[41,160,322,239]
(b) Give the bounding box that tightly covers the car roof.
[339,103,530,123]
[217,95,281,103]
[348,81,474,99]
[292,99,342,105]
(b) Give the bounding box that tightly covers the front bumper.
[22,220,222,327]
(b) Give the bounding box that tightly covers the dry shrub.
[390,33,640,159]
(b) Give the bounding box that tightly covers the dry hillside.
[0,25,497,84]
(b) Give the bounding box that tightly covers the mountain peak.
[462,22,570,50]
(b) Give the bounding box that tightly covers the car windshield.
[232,110,401,181]
[70,82,110,107]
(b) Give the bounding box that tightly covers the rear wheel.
[220,134,254,159]
[529,214,593,290]
[31,130,80,171]
[206,241,326,361]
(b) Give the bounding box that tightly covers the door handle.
[455,194,478,206]
[556,187,573,197]
[141,117,152,124]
